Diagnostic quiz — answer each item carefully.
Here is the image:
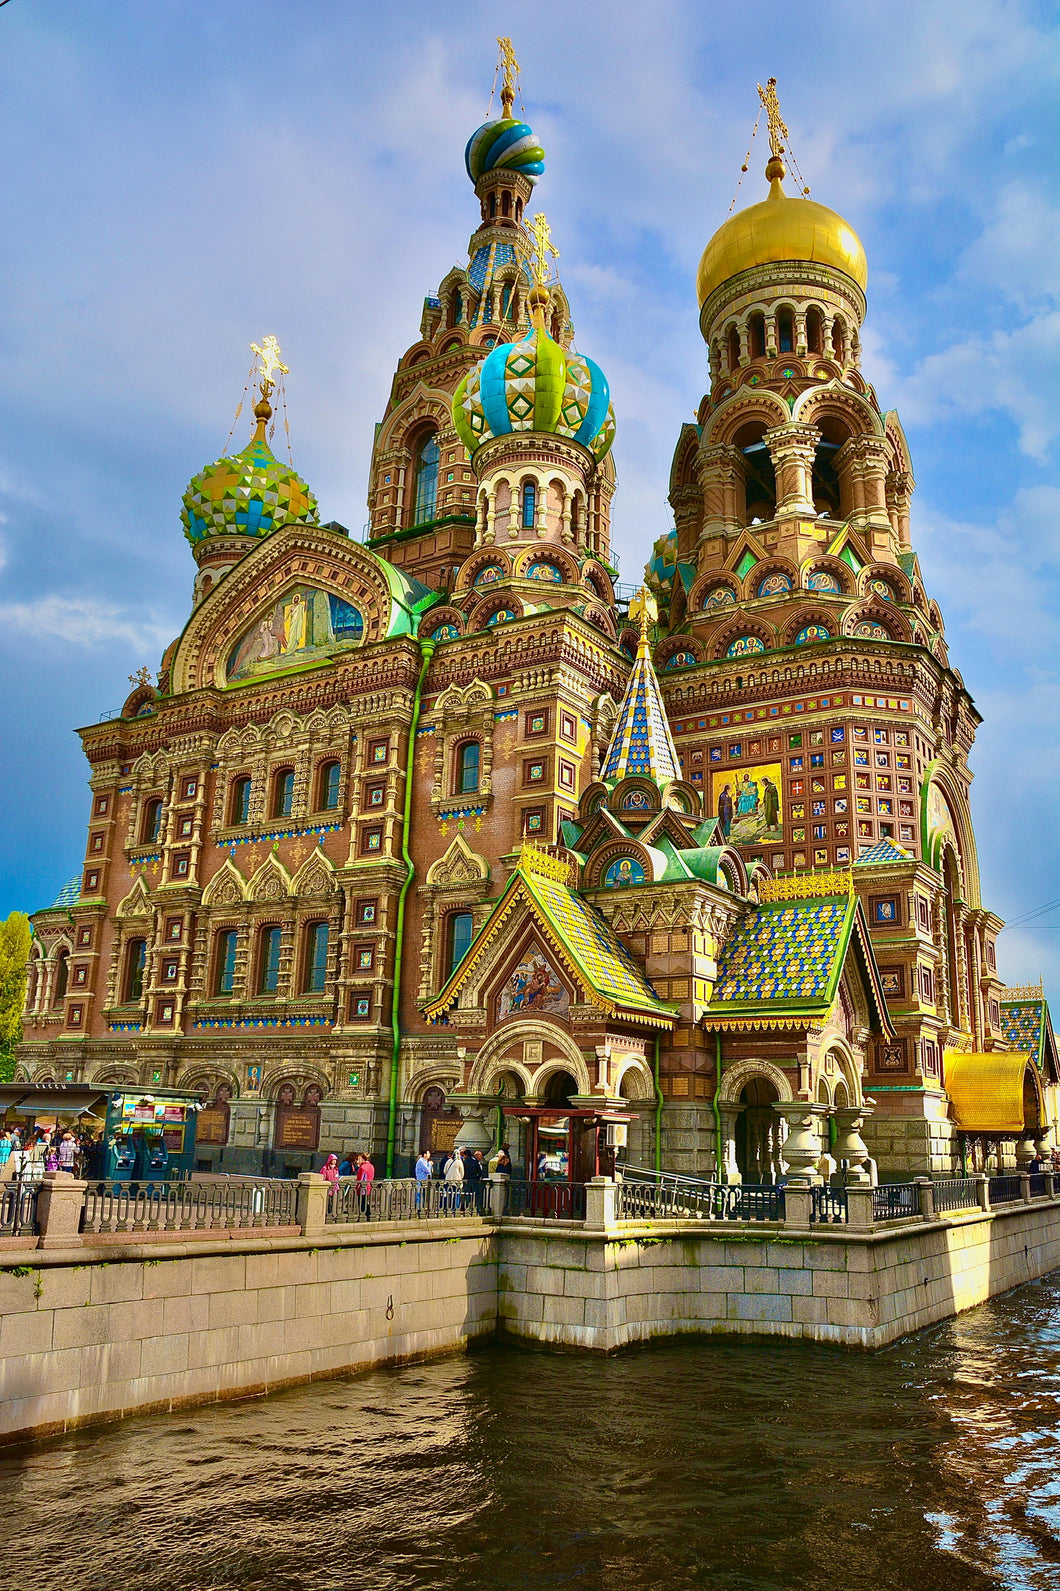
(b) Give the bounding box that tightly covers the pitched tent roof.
[703,873,894,1033]
[999,987,1060,1079]
[600,612,680,787]
[422,845,675,1029]
[944,1050,1042,1133]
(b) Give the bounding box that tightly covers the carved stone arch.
[261,1064,331,1104]
[793,382,884,439]
[468,593,524,633]
[745,556,799,601]
[122,683,158,720]
[514,543,579,584]
[703,388,790,448]
[583,606,617,640]
[669,422,700,491]
[613,1056,655,1101]
[467,1021,589,1095]
[858,563,913,604]
[247,854,293,903]
[116,875,153,919]
[585,838,656,890]
[176,1064,241,1099]
[718,847,748,895]
[455,547,513,594]
[843,602,911,643]
[420,604,464,639]
[291,847,336,899]
[405,1065,465,1102]
[817,1035,863,1107]
[800,554,855,595]
[90,1066,139,1087]
[718,1057,794,1106]
[425,833,491,887]
[654,634,705,670]
[884,410,915,476]
[202,856,248,908]
[781,607,839,647]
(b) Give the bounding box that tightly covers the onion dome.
[452,289,615,461]
[465,117,545,186]
[696,155,867,306]
[181,397,317,547]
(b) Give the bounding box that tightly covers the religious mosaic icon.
[226,585,363,680]
[497,948,570,1020]
[713,760,783,846]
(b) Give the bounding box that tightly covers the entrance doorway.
[735,1077,781,1183]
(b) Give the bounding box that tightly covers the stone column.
[773,1102,827,1185]
[833,1102,875,1185]
[296,1172,329,1237]
[973,1172,990,1211]
[765,424,818,520]
[1014,1135,1036,1169]
[694,445,743,541]
[915,1176,936,1221]
[1020,1172,1033,1205]
[449,1094,497,1153]
[488,1173,510,1219]
[718,1104,744,1185]
[584,1175,617,1232]
[846,1186,875,1231]
[37,1174,87,1250]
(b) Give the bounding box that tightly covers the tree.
[0,913,31,1084]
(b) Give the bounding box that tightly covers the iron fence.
[872,1183,918,1221]
[81,1177,298,1235]
[1029,1173,1048,1198]
[0,1180,39,1236]
[988,1175,1023,1205]
[325,1176,489,1224]
[616,1175,783,1223]
[505,1181,587,1220]
[811,1185,848,1224]
[931,1178,980,1214]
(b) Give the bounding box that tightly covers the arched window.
[303,922,329,994]
[570,498,580,539]
[727,325,741,370]
[318,761,341,811]
[521,482,536,528]
[831,318,846,362]
[258,926,283,995]
[447,912,474,976]
[215,930,238,996]
[748,313,766,360]
[142,798,163,844]
[489,193,497,218]
[777,309,794,354]
[501,286,512,319]
[229,777,252,826]
[456,741,480,795]
[52,950,69,1007]
[123,938,147,1003]
[412,433,439,526]
[273,768,295,819]
[453,291,463,325]
[515,198,523,221]
[501,191,511,217]
[806,307,824,354]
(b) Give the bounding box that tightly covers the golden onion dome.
[697,156,867,308]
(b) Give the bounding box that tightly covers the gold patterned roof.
[696,168,867,307]
[944,1050,1035,1133]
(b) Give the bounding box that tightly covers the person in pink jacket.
[355,1152,375,1220]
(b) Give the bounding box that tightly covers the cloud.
[0,595,173,654]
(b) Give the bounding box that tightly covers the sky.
[0,0,1057,987]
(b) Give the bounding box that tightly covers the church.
[17,53,1058,1185]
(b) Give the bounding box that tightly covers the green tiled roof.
[50,876,81,909]
[713,896,852,1006]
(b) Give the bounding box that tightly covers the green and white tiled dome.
[181,429,318,546]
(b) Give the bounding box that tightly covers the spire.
[600,587,681,787]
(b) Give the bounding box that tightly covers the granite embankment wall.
[4,1188,1060,1446]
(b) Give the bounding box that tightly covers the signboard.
[196,1106,230,1146]
[275,1107,321,1152]
[429,1117,461,1155]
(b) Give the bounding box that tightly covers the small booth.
[503,1104,634,1217]
[0,1086,201,1184]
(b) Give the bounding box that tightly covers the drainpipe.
[712,1031,724,1180]
[652,1035,663,1174]
[385,638,434,1177]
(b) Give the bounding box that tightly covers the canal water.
[3,1277,1060,1591]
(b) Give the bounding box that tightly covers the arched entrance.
[735,1076,781,1182]
[542,1069,578,1106]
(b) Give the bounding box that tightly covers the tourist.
[320,1153,341,1192]
[444,1144,465,1212]
[0,1131,12,1183]
[356,1152,375,1220]
[493,1147,512,1177]
[464,1149,486,1212]
[338,1150,356,1177]
[57,1132,78,1175]
[415,1149,433,1212]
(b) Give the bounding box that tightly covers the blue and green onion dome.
[465,117,545,186]
[181,410,318,547]
[453,298,615,462]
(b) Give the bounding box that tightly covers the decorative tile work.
[50,876,82,909]
[1000,999,1045,1063]
[216,822,342,847]
[601,634,680,787]
[182,435,317,544]
[854,838,914,865]
[712,897,850,1005]
[192,1016,332,1031]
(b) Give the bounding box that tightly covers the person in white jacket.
[444,1146,465,1212]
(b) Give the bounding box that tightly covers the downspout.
[652,1034,663,1175]
[386,638,434,1176]
[712,1031,724,1180]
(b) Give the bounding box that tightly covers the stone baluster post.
[914,1176,936,1221]
[845,1186,875,1231]
[833,1101,875,1185]
[773,1102,827,1185]
[488,1173,509,1219]
[584,1175,617,1233]
[296,1172,328,1237]
[973,1172,990,1212]
[37,1174,88,1250]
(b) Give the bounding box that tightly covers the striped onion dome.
[452,300,615,462]
[465,117,545,186]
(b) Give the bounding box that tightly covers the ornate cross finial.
[497,36,519,118]
[528,211,559,287]
[128,665,153,687]
[757,77,789,160]
[628,586,658,638]
[250,335,289,401]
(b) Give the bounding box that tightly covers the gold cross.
[497,36,519,117]
[250,335,289,399]
[757,77,789,160]
[629,586,658,636]
[528,211,559,287]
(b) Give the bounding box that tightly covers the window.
[777,309,794,353]
[166,917,183,941]
[215,930,238,996]
[521,482,536,528]
[356,945,374,971]
[124,938,147,1003]
[351,994,372,1020]
[84,869,100,893]
[161,960,179,982]
[156,1002,175,1025]
[258,926,283,994]
[171,853,190,879]
[447,912,474,975]
[230,777,252,825]
[457,741,480,794]
[318,761,341,811]
[77,927,92,948]
[366,782,385,807]
[143,798,163,844]
[412,433,439,525]
[303,922,329,994]
[273,768,295,818]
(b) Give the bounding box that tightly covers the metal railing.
[325,1176,489,1224]
[81,1178,298,1235]
[505,1181,587,1220]
[811,1185,848,1224]
[988,1175,1023,1205]
[932,1177,980,1214]
[872,1183,918,1221]
[616,1175,783,1223]
[0,1180,40,1236]
[1029,1173,1048,1198]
